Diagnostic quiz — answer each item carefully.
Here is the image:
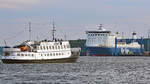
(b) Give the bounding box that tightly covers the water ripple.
[0,56,150,84]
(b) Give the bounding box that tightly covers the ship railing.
[3,48,21,52]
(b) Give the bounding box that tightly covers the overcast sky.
[0,0,150,46]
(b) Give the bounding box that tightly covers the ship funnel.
[98,24,106,31]
[99,24,103,30]
[132,31,137,39]
[116,31,119,36]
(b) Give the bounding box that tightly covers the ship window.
[47,54,49,56]
[58,46,60,49]
[55,46,57,49]
[67,45,70,48]
[47,46,49,50]
[43,46,46,50]
[64,45,66,49]
[36,47,39,50]
[56,53,58,56]
[61,45,63,49]
[40,46,42,50]
[17,54,20,56]
[32,54,34,56]
[49,46,51,50]
[59,53,61,55]
[41,54,42,56]
[28,54,30,56]
[52,46,54,49]
[53,53,55,56]
[50,53,52,56]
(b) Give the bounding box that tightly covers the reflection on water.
[1,56,150,84]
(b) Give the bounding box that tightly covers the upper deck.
[86,31,111,34]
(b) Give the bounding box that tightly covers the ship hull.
[85,46,143,56]
[2,55,78,64]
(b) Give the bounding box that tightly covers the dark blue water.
[1,56,150,84]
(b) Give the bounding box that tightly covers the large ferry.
[84,24,144,56]
[1,22,78,63]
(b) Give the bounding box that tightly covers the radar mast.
[52,20,56,41]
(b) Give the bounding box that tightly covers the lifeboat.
[20,46,29,51]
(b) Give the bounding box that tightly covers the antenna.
[64,34,67,40]
[4,40,7,46]
[148,29,150,38]
[122,32,124,39]
[29,22,31,41]
[52,20,56,41]
[36,36,39,42]
[98,24,103,30]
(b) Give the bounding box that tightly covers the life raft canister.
[20,46,29,51]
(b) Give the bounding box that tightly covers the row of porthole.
[17,54,34,56]
[88,39,106,42]
[88,34,108,36]
[41,53,64,56]
[16,53,67,56]
[37,45,70,50]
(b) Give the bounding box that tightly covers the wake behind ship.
[83,24,144,56]
[1,22,78,64]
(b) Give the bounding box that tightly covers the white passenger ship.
[1,22,78,63]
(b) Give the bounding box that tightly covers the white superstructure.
[86,24,120,47]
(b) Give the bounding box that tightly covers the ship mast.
[52,21,56,41]
[29,22,31,41]
[4,40,7,47]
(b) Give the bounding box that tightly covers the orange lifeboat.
[20,46,29,51]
